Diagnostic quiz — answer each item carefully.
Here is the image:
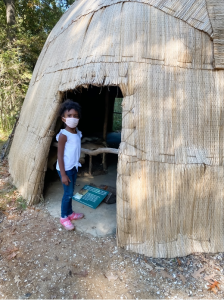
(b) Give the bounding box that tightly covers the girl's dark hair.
[59,99,81,118]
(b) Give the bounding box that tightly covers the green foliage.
[0,0,73,130]
[16,196,27,210]
[0,128,10,150]
[113,98,122,131]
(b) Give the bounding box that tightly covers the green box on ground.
[72,185,109,209]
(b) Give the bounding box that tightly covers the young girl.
[56,100,84,230]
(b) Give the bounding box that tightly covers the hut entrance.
[44,86,123,237]
[62,85,123,176]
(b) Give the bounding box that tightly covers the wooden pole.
[89,155,92,175]
[81,148,118,156]
[53,143,118,156]
[103,88,109,171]
[103,88,109,141]
[102,153,106,171]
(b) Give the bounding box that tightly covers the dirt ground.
[1,160,224,299]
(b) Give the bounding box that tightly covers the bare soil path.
[1,160,224,299]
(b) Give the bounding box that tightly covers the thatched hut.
[9,0,224,257]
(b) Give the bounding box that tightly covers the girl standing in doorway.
[56,99,84,230]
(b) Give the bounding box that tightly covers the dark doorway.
[61,85,123,175]
[45,85,123,187]
[62,86,123,140]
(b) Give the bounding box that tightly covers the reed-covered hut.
[9,0,224,258]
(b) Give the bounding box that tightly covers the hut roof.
[49,0,213,42]
[32,0,224,89]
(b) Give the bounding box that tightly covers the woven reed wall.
[9,0,224,257]
[206,0,224,68]
[117,64,224,257]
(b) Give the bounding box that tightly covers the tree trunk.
[3,0,15,25]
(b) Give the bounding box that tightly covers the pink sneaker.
[60,217,74,230]
[68,212,84,221]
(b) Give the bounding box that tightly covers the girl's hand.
[61,174,71,186]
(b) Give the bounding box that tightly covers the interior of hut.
[43,86,123,235]
[46,85,123,180]
[62,85,123,176]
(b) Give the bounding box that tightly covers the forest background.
[0,0,74,136]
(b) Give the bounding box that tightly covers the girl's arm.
[57,134,71,186]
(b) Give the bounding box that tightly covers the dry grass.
[0,129,9,151]
[0,159,26,212]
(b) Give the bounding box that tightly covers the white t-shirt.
[56,128,82,171]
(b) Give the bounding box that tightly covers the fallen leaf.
[179,274,186,284]
[160,270,173,280]
[9,204,17,208]
[150,270,156,277]
[8,246,18,253]
[73,270,88,277]
[7,252,18,260]
[55,239,61,245]
[2,246,19,257]
[11,227,16,233]
[41,277,50,281]
[1,211,8,216]
[208,281,220,294]
[192,267,205,279]
[177,258,181,266]
[14,275,21,286]
[105,272,118,281]
[204,274,217,283]
[28,206,34,209]
[8,215,17,220]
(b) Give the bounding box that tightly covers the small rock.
[155,267,164,270]
[105,272,118,281]
[145,263,153,271]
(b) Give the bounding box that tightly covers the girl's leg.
[66,167,76,216]
[68,167,84,220]
[58,169,74,218]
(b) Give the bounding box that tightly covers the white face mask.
[63,117,79,128]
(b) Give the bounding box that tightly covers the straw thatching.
[9,0,224,257]
[206,0,224,68]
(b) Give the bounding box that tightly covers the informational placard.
[72,185,109,209]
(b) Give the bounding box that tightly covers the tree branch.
[4,0,15,25]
